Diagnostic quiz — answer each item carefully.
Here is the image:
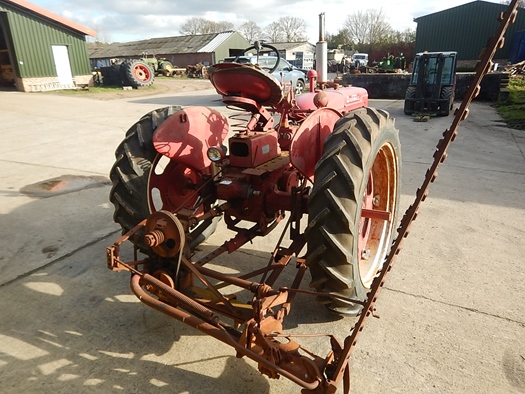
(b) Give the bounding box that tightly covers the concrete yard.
[0,85,524,393]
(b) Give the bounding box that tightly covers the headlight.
[207,146,224,162]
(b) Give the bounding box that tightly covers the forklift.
[404,51,457,117]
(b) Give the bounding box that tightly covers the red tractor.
[107,38,401,392]
[107,2,518,392]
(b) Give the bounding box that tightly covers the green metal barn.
[0,0,94,91]
[414,1,525,67]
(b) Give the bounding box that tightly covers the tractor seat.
[209,63,284,107]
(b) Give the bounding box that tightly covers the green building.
[0,0,94,91]
[414,1,525,67]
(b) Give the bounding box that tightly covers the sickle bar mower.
[106,4,519,392]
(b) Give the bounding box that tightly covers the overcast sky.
[30,0,504,43]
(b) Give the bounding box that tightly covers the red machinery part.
[295,86,368,114]
[153,106,229,171]
[289,107,342,180]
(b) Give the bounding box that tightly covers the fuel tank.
[295,86,368,114]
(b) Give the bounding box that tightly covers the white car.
[223,55,306,95]
[352,53,369,67]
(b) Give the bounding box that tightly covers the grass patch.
[44,84,160,95]
[495,78,525,129]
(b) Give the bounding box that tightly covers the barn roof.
[89,31,239,58]
[4,0,95,36]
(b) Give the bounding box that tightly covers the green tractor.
[141,53,176,77]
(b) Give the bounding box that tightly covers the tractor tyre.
[306,107,401,315]
[159,60,173,70]
[367,83,383,99]
[404,86,416,115]
[109,106,218,250]
[123,59,154,88]
[440,86,454,115]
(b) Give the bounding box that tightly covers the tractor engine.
[212,129,301,230]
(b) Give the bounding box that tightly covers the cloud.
[30,0,503,43]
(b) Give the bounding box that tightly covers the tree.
[265,21,284,43]
[264,17,307,43]
[87,25,112,45]
[278,16,307,42]
[326,29,354,50]
[343,9,393,52]
[180,17,234,35]
[215,21,235,32]
[239,21,263,43]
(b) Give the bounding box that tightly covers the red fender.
[289,107,342,181]
[153,107,229,171]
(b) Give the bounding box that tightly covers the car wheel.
[295,79,305,95]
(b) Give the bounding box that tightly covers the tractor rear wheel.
[306,107,401,315]
[109,106,217,250]
[124,59,154,87]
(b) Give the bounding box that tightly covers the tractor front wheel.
[306,107,401,315]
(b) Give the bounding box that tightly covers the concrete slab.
[0,88,524,393]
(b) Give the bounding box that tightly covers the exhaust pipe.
[316,13,328,83]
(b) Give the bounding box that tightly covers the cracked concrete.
[0,85,524,393]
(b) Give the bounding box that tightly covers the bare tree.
[87,25,112,45]
[343,9,393,48]
[264,17,307,43]
[215,21,234,32]
[265,21,284,43]
[180,17,234,35]
[180,17,206,35]
[239,21,263,44]
[278,16,307,42]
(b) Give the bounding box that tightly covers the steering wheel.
[233,41,281,74]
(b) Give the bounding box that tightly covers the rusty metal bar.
[325,0,521,388]
[197,225,260,265]
[130,274,320,391]
[361,208,391,221]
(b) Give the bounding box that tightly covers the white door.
[51,45,73,87]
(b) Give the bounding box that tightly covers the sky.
[29,0,505,43]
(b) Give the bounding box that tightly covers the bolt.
[372,195,380,206]
[361,249,371,260]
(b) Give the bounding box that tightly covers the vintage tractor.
[141,53,178,77]
[106,4,518,392]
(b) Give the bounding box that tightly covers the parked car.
[223,55,306,95]
[352,53,369,67]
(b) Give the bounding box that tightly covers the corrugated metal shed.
[0,0,93,90]
[89,31,250,68]
[90,31,244,59]
[198,31,234,53]
[414,1,525,62]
